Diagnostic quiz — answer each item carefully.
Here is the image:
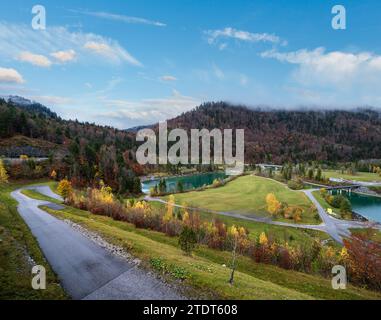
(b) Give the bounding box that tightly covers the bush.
[287,180,303,190]
[57,179,73,200]
[178,226,198,256]
[330,195,346,208]
[340,198,352,214]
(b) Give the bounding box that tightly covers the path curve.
[11,185,184,300]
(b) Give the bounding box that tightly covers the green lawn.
[164,175,318,224]
[41,203,381,300]
[0,182,67,300]
[323,171,381,183]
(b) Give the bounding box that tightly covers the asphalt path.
[11,186,184,300]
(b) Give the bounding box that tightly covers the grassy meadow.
[163,175,318,224]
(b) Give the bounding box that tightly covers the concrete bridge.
[302,181,361,192]
[326,184,361,191]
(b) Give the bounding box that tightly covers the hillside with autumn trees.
[0,97,142,194]
[167,102,381,164]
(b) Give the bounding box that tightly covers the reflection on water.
[142,172,227,194]
[332,190,381,223]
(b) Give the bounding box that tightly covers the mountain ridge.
[165,102,381,164]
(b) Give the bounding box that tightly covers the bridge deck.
[327,185,361,190]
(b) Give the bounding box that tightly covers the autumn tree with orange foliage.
[50,170,57,180]
[343,233,381,291]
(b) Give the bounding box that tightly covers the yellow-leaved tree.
[266,193,281,216]
[163,195,175,223]
[340,247,349,263]
[182,209,190,226]
[98,180,114,204]
[0,159,9,184]
[57,179,73,201]
[259,232,268,245]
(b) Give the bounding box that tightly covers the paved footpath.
[11,186,184,300]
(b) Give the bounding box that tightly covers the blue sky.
[0,0,381,128]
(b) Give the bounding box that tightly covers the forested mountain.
[167,102,381,164]
[2,97,381,189]
[0,98,141,194]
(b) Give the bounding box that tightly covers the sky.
[0,0,381,129]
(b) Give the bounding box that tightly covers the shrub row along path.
[147,188,381,245]
[11,186,184,300]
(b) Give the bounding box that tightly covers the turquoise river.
[142,172,227,194]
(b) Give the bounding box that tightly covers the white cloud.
[0,22,141,67]
[75,10,166,27]
[30,95,73,105]
[51,49,76,63]
[261,48,381,87]
[205,27,282,46]
[98,90,200,126]
[84,41,141,66]
[17,51,52,67]
[160,75,178,82]
[0,67,25,83]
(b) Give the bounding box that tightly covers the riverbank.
[354,187,381,199]
[340,190,381,224]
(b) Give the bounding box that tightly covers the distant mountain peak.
[1,95,58,119]
[1,95,34,106]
